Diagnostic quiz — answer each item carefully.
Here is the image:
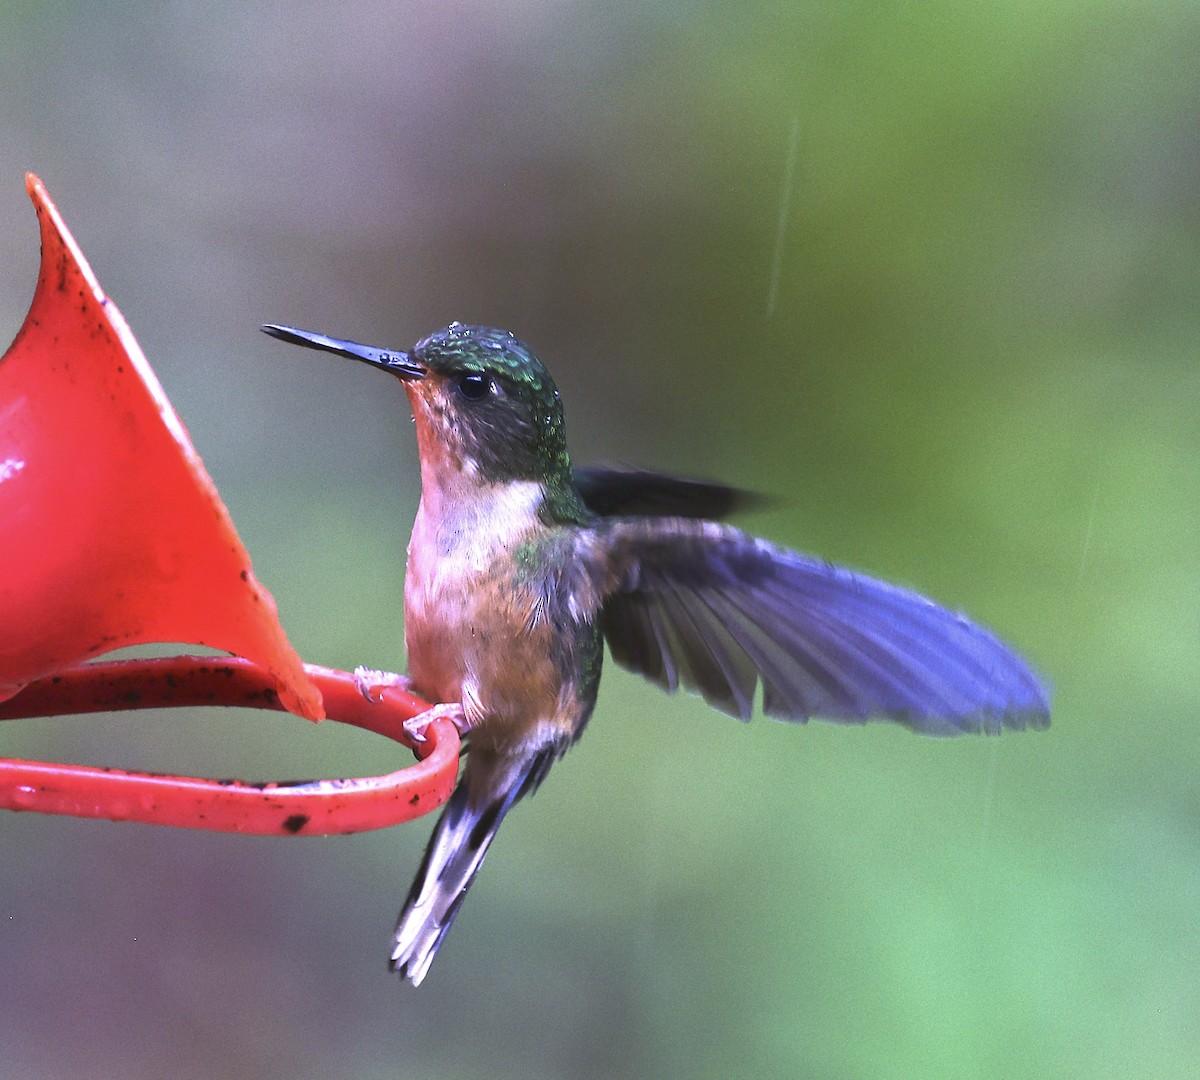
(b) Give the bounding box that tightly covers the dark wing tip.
[575,466,763,521]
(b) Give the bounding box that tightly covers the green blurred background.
[2,2,1198,1077]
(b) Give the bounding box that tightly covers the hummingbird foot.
[353,666,413,703]
[402,702,469,745]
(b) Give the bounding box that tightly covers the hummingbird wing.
[573,466,760,520]
[590,519,1049,733]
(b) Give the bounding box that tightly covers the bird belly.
[405,566,570,749]
[403,498,585,750]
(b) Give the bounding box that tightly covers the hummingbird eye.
[455,371,493,401]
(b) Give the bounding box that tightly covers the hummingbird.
[263,320,1049,986]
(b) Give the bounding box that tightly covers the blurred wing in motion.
[574,466,760,521]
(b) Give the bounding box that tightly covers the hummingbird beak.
[262,324,426,382]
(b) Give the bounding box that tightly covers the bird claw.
[351,668,467,745]
[403,702,468,745]
[353,666,412,703]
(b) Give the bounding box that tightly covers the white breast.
[403,479,546,702]
[407,479,545,591]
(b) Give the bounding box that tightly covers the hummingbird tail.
[391,744,556,986]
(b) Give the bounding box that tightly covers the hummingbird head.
[263,322,571,489]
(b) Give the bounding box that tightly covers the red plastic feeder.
[0,174,458,834]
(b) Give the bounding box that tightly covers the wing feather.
[589,520,1049,734]
[661,579,759,718]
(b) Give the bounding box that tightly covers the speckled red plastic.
[0,174,322,717]
[0,658,459,834]
[0,176,458,833]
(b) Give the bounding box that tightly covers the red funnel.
[0,174,322,719]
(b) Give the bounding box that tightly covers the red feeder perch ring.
[0,176,459,834]
[0,658,459,835]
